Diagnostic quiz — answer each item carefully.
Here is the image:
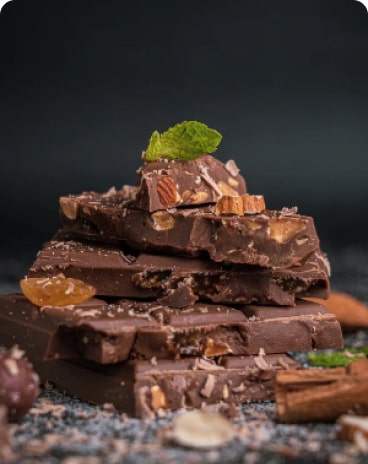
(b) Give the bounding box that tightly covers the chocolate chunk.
[0,294,302,417]
[133,354,299,418]
[0,346,39,421]
[42,299,342,362]
[241,300,344,354]
[0,295,342,365]
[135,155,246,211]
[59,188,320,268]
[28,237,330,306]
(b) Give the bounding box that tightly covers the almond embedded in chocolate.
[157,176,179,208]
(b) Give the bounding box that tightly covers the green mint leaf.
[144,121,222,162]
[307,346,368,367]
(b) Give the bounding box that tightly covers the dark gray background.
[0,0,367,260]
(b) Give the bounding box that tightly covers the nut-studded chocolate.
[135,155,246,212]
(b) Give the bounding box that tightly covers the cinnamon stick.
[276,359,368,423]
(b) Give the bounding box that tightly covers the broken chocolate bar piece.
[40,299,343,363]
[134,354,299,418]
[134,155,247,211]
[59,188,320,268]
[28,237,330,306]
[0,294,301,418]
[0,295,342,364]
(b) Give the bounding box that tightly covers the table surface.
[1,241,368,464]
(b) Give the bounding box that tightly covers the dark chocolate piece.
[0,346,39,421]
[133,354,299,418]
[0,295,342,364]
[59,189,320,268]
[241,300,344,354]
[135,155,246,211]
[0,294,301,418]
[43,299,343,363]
[28,237,330,306]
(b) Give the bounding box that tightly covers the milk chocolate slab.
[59,188,320,268]
[0,294,340,364]
[241,300,344,354]
[133,354,300,418]
[0,294,301,417]
[28,237,330,306]
[42,299,343,363]
[135,155,246,211]
[131,301,343,360]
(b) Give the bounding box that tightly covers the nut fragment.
[189,191,209,204]
[204,338,232,357]
[228,176,239,188]
[224,159,240,177]
[216,194,266,215]
[157,176,179,208]
[150,385,167,410]
[60,197,78,220]
[200,374,216,398]
[217,180,239,197]
[151,211,175,231]
[242,193,265,214]
[215,196,243,215]
[171,410,235,449]
[268,218,305,243]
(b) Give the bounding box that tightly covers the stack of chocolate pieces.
[0,154,343,418]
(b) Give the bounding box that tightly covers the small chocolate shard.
[135,155,247,212]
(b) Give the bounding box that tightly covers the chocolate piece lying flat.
[135,155,246,211]
[59,189,320,268]
[0,295,341,364]
[0,294,301,418]
[28,237,330,306]
[46,300,343,363]
[133,354,299,418]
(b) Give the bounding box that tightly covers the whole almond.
[157,176,178,208]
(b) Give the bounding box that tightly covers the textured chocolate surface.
[0,295,342,365]
[135,155,247,211]
[0,295,301,417]
[28,237,330,305]
[133,354,300,419]
[59,188,320,268]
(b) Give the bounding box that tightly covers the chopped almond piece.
[241,193,265,214]
[215,194,266,215]
[215,195,243,215]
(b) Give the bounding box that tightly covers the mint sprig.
[307,346,368,367]
[143,121,222,162]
